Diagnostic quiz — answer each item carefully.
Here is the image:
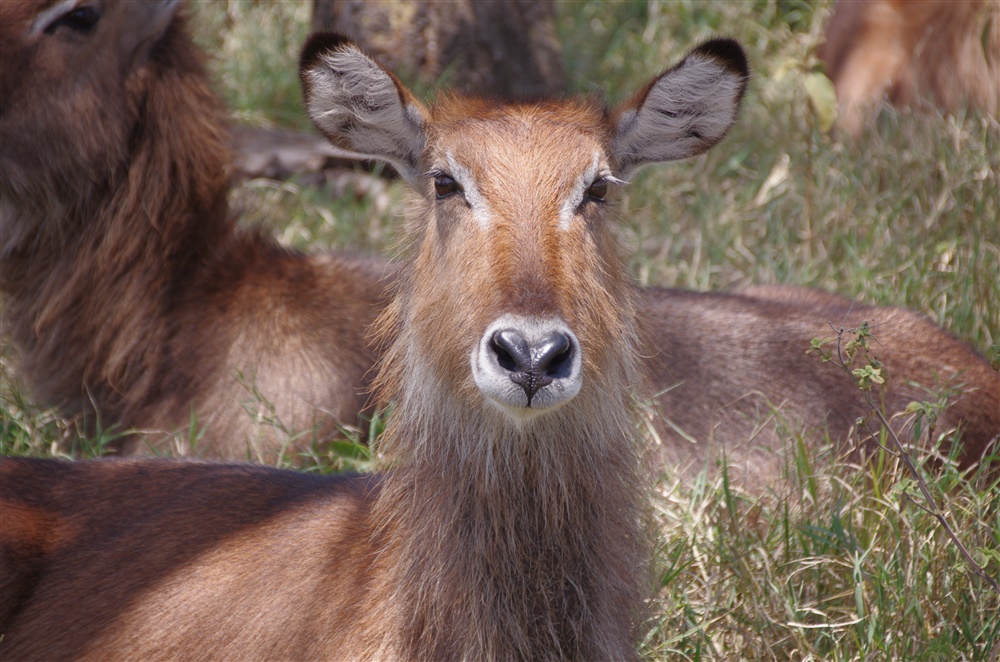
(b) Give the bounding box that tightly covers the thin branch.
[827,320,1000,594]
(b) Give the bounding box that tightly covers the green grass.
[644,455,1000,660]
[3,1,998,659]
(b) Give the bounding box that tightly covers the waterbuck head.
[301,34,748,450]
[0,0,182,252]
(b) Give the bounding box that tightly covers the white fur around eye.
[445,152,494,229]
[558,152,602,230]
[30,0,81,35]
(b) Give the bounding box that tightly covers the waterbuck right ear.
[299,33,429,185]
[120,0,180,64]
[611,38,749,175]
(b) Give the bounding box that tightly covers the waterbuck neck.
[361,391,648,659]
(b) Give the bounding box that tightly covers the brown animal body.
[819,0,1000,134]
[0,0,390,461]
[0,33,753,660]
[639,285,999,487]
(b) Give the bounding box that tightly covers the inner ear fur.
[299,32,429,184]
[612,38,749,174]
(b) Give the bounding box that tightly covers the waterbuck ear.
[611,38,748,175]
[107,0,177,65]
[299,33,429,184]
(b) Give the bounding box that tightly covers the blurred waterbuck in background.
[819,0,1000,135]
[0,0,390,462]
[640,284,998,488]
[0,33,753,660]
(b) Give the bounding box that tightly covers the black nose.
[489,329,574,405]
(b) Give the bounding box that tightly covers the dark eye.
[434,174,462,199]
[45,6,101,34]
[585,178,609,202]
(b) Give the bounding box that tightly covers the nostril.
[534,332,573,380]
[492,340,517,372]
[490,329,532,373]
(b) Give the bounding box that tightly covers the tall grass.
[2,1,997,658]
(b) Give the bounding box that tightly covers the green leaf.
[804,72,838,132]
[852,365,884,391]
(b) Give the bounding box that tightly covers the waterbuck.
[0,0,390,462]
[819,0,1000,134]
[0,33,751,659]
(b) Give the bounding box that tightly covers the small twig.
[827,320,1000,594]
[856,418,900,459]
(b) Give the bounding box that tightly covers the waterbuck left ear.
[611,39,749,175]
[299,33,429,184]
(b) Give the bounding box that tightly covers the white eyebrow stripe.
[559,151,606,231]
[446,152,494,230]
[29,0,80,36]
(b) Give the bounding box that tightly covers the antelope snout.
[473,315,583,419]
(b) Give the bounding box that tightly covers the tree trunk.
[312,0,566,98]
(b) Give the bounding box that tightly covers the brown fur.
[0,1,390,461]
[819,0,1000,134]
[639,285,999,491]
[0,457,379,657]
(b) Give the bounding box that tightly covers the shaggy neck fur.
[358,257,649,660]
[1,16,232,425]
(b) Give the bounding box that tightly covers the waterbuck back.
[639,285,999,489]
[0,34,750,660]
[0,0,390,461]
